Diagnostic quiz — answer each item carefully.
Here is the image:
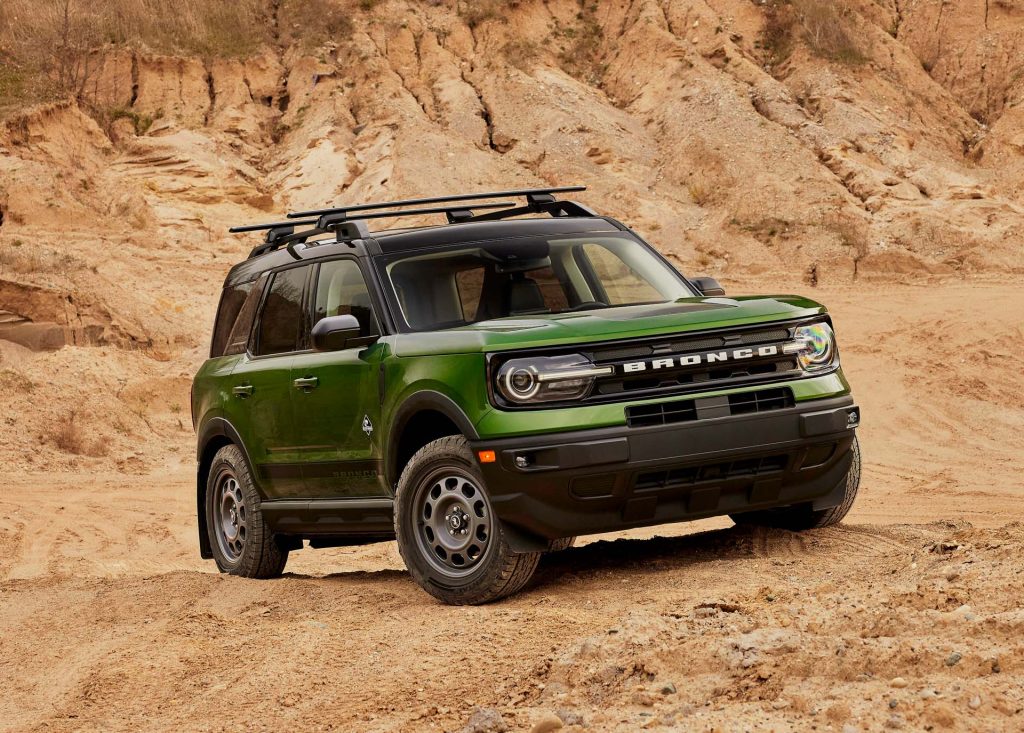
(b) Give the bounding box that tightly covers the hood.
[392,295,827,357]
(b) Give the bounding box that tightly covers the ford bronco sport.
[193,186,861,604]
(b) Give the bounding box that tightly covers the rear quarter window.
[209,275,267,358]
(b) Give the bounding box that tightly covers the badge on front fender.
[362,415,373,437]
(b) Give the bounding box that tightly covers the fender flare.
[385,390,479,488]
[195,417,258,559]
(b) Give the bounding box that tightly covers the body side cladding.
[386,390,481,488]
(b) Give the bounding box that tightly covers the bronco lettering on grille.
[622,345,781,373]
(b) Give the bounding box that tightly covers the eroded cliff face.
[0,0,1021,470]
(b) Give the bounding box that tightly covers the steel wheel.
[215,473,247,563]
[413,471,493,579]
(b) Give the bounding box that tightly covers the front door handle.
[293,376,319,391]
[232,384,253,398]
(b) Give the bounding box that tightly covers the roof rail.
[229,185,590,260]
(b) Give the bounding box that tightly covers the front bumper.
[472,395,859,541]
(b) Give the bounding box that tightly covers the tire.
[394,436,541,605]
[730,436,861,531]
[205,444,288,578]
[547,536,577,552]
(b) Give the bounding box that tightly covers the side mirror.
[311,314,363,352]
[691,276,725,297]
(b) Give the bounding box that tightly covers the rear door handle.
[232,384,254,398]
[293,376,319,390]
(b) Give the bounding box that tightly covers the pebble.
[888,699,899,709]
[919,689,941,700]
[529,712,564,733]
[946,652,962,667]
[890,677,908,688]
[967,695,982,710]
[659,682,677,695]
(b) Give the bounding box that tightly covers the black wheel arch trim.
[195,416,260,559]
[386,390,480,488]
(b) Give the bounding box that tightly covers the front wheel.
[394,436,540,605]
[730,436,861,530]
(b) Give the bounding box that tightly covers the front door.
[228,264,312,499]
[290,258,388,498]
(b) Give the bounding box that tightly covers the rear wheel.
[730,436,861,530]
[205,444,288,578]
[394,436,540,605]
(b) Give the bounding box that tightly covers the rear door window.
[254,266,309,356]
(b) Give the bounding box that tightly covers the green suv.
[192,186,861,604]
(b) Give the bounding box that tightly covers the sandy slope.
[1,280,1022,732]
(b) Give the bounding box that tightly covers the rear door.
[289,257,388,498]
[227,264,312,499]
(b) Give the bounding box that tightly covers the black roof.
[223,185,631,286]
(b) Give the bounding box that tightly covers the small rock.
[967,695,982,710]
[529,712,563,733]
[919,689,940,700]
[885,713,904,729]
[889,699,899,709]
[891,677,909,689]
[659,682,677,695]
[946,652,962,667]
[461,707,508,733]
[555,709,585,727]
[772,699,790,710]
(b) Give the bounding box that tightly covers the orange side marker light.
[477,450,497,464]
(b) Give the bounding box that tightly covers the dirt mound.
[2,475,1022,732]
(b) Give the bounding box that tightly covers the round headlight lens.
[506,366,539,399]
[792,322,836,371]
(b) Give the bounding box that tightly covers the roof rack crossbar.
[314,201,515,229]
[286,186,586,219]
[228,218,320,234]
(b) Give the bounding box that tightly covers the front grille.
[581,324,803,402]
[625,388,795,428]
[635,454,789,492]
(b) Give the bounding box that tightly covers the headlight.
[784,322,838,372]
[495,354,613,404]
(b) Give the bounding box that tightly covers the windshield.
[376,234,693,332]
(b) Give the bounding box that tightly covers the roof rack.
[229,185,592,260]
